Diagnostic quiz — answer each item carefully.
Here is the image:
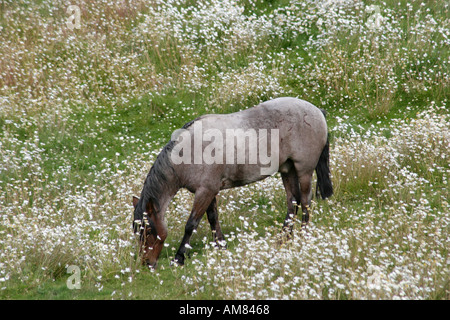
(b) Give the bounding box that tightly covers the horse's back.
[200,97,326,130]
[174,97,329,191]
[257,97,326,125]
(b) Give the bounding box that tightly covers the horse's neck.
[154,170,180,217]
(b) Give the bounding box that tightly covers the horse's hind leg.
[206,196,226,249]
[298,173,313,227]
[281,162,301,235]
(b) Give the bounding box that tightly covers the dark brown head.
[132,196,166,268]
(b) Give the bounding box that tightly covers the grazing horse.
[132,97,333,267]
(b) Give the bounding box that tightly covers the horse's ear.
[132,196,139,209]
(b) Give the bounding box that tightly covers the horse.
[132,97,333,267]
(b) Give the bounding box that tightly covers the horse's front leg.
[206,196,226,249]
[174,188,217,265]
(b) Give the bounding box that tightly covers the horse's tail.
[315,113,333,199]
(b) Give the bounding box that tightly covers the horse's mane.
[134,117,201,223]
[138,141,176,217]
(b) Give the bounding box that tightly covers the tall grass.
[0,0,448,299]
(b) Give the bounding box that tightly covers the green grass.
[0,0,448,300]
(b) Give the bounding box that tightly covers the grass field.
[0,0,448,299]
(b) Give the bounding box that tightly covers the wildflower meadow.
[0,0,448,300]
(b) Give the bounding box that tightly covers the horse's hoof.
[171,255,185,266]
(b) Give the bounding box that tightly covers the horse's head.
[132,196,165,268]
